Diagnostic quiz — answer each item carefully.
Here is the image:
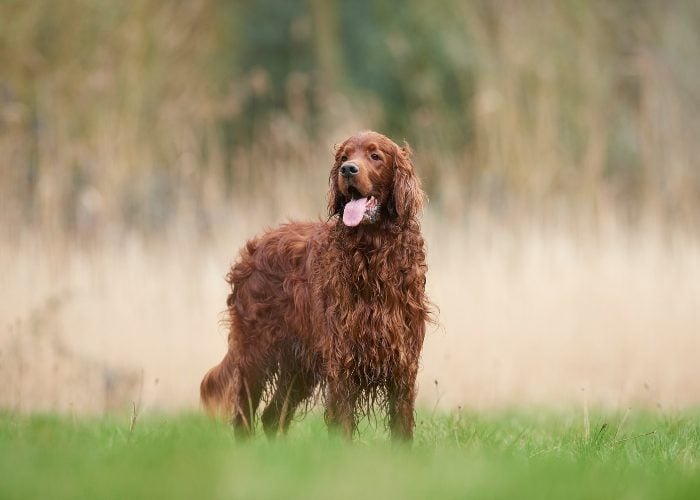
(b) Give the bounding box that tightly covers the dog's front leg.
[324,378,358,439]
[388,369,418,442]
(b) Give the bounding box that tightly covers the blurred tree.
[0,0,699,237]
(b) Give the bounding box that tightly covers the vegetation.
[1,410,699,499]
[1,0,700,239]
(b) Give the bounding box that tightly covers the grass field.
[1,409,699,500]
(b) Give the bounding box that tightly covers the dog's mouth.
[347,186,363,200]
[343,188,380,227]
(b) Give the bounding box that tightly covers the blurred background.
[1,0,699,415]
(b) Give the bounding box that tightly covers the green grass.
[1,409,699,499]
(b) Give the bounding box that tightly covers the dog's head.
[328,131,424,227]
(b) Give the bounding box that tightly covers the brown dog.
[200,131,429,440]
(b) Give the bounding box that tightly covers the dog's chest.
[317,233,424,331]
[312,236,426,381]
[325,251,414,341]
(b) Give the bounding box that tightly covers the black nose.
[340,162,359,178]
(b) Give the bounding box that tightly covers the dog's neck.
[332,217,420,250]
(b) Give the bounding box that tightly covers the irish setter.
[200,131,429,440]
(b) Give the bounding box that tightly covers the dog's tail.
[200,351,238,418]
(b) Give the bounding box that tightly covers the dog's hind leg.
[261,366,315,438]
[227,364,265,439]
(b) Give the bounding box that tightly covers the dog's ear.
[327,143,345,218]
[388,141,424,223]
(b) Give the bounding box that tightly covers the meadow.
[2,409,699,499]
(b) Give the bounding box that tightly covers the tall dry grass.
[2,209,699,414]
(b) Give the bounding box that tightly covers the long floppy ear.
[388,141,425,223]
[327,143,345,218]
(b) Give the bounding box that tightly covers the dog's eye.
[370,153,380,161]
[340,155,348,162]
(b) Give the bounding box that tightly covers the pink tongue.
[342,197,368,227]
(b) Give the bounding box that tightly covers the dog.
[201,130,429,440]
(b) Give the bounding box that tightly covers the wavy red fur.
[200,131,430,440]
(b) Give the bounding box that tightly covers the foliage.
[1,1,700,238]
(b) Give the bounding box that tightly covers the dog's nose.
[340,162,359,178]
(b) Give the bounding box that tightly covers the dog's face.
[328,131,424,227]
